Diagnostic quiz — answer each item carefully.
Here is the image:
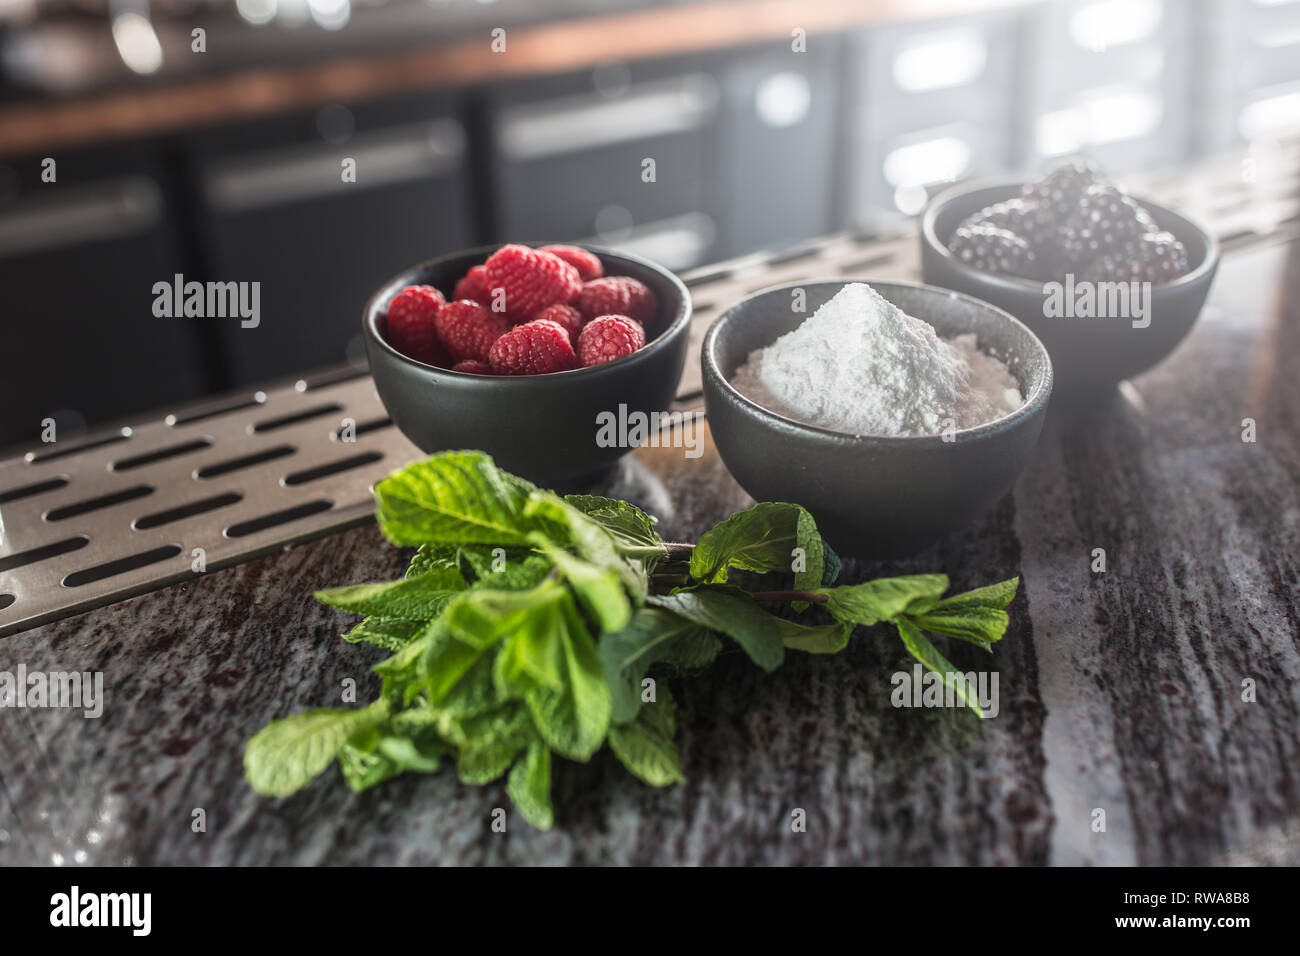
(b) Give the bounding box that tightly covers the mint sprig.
[244,450,1021,828]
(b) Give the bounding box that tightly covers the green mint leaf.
[492,590,571,695]
[689,502,824,600]
[315,566,466,619]
[601,607,722,724]
[433,666,531,779]
[374,733,446,772]
[507,740,554,830]
[388,704,439,735]
[790,507,825,607]
[533,537,632,634]
[820,538,843,586]
[528,630,611,760]
[439,701,530,754]
[907,605,1009,651]
[923,577,1019,612]
[338,743,402,792]
[456,545,550,591]
[893,579,1018,647]
[341,615,425,651]
[607,686,685,786]
[815,574,950,627]
[443,579,567,651]
[423,625,489,704]
[426,660,534,804]
[479,579,611,759]
[523,493,647,599]
[379,586,543,712]
[407,543,460,578]
[371,620,437,681]
[563,494,666,558]
[455,544,521,579]
[366,617,485,707]
[772,616,853,654]
[649,586,784,672]
[432,656,526,746]
[374,451,540,547]
[895,618,985,718]
[495,590,611,761]
[457,734,528,785]
[244,699,389,797]
[339,728,446,791]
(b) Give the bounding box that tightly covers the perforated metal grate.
[0,371,419,637]
[1,143,1297,638]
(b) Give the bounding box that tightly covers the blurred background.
[1,0,1297,448]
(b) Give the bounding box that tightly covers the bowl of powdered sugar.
[702,280,1052,557]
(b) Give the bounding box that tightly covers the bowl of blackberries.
[921,160,1218,402]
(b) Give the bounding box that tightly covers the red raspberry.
[453,265,490,304]
[386,285,448,365]
[434,299,512,362]
[540,244,604,282]
[577,314,646,367]
[577,276,657,325]
[485,244,581,321]
[451,359,494,375]
[531,303,584,343]
[488,319,577,375]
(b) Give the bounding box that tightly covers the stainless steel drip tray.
[0,372,420,638]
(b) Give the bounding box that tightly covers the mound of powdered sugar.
[730,282,1023,437]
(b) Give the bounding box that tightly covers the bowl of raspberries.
[364,242,691,484]
[921,159,1218,402]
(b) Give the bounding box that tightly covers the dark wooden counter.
[0,235,1297,866]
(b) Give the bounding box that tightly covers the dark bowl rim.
[363,242,693,383]
[920,179,1221,295]
[702,277,1054,447]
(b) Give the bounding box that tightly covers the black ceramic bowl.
[921,182,1218,403]
[364,243,691,485]
[702,280,1052,558]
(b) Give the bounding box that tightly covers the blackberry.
[1081,231,1191,286]
[1058,183,1148,264]
[1133,232,1190,284]
[958,197,1026,231]
[1079,252,1137,284]
[1022,158,1099,224]
[955,198,1060,277]
[1137,231,1191,284]
[960,198,1054,245]
[948,223,1040,280]
[1134,203,1159,234]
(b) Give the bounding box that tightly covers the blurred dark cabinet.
[483,41,843,271]
[716,39,844,255]
[189,92,474,387]
[0,146,204,448]
[845,10,1025,223]
[487,54,725,271]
